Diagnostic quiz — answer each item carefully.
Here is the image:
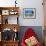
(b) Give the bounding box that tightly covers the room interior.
[0,0,45,46]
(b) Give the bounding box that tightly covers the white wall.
[0,0,44,26]
[0,0,15,7]
[18,0,44,26]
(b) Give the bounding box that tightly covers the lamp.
[14,28,17,32]
[15,0,17,7]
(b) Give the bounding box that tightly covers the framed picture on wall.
[23,8,36,19]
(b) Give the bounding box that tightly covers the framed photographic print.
[23,8,36,19]
[2,10,9,15]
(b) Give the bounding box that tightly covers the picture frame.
[23,8,36,19]
[2,10,9,15]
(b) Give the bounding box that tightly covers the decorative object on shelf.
[23,8,36,19]
[9,10,18,15]
[13,32,18,41]
[14,28,17,32]
[13,28,18,41]
[1,28,13,41]
[2,16,8,24]
[2,10,9,15]
[5,18,8,24]
[1,28,19,41]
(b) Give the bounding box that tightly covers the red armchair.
[21,28,41,46]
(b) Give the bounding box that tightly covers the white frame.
[2,10,9,15]
[23,8,36,19]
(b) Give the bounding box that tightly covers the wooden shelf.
[0,7,20,46]
[0,40,19,46]
[0,24,20,32]
[2,40,19,42]
[0,7,19,9]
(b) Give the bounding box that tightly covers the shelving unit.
[0,7,20,46]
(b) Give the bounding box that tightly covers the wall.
[0,0,44,26]
[18,0,44,26]
[0,0,15,7]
